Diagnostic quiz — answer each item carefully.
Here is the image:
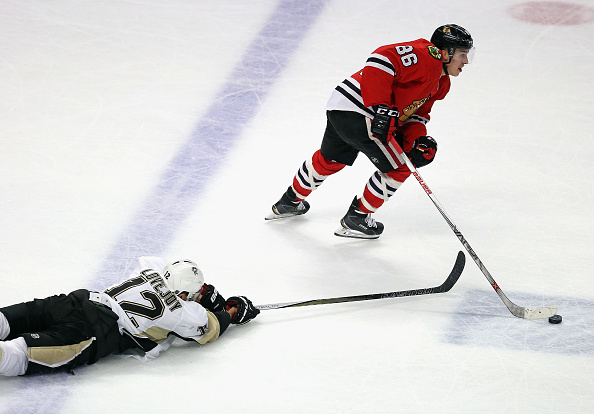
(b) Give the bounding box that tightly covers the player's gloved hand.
[407,136,438,168]
[371,104,399,144]
[198,284,226,312]
[226,296,260,325]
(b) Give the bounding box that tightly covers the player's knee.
[0,312,10,340]
[385,167,412,183]
[313,150,346,174]
[0,337,28,376]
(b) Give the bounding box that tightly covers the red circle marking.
[508,1,594,25]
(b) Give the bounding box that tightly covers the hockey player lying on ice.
[267,24,474,239]
[0,257,259,376]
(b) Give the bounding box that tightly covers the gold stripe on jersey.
[197,311,221,345]
[139,326,170,344]
[28,338,94,368]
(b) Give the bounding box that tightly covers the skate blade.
[265,211,305,221]
[333,226,380,239]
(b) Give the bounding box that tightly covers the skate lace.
[364,214,377,228]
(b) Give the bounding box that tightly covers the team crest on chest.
[427,45,442,60]
[400,95,431,121]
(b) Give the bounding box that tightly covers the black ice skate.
[334,196,384,239]
[266,189,310,220]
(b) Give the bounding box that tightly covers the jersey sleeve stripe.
[365,54,395,76]
[197,311,221,344]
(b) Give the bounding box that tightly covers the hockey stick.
[390,141,557,319]
[256,250,465,310]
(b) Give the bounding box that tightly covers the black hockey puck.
[548,315,562,324]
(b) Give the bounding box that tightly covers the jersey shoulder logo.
[426,45,442,60]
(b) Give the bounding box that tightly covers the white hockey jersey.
[96,256,219,361]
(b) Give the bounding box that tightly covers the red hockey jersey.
[326,38,450,152]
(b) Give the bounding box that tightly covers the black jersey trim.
[366,56,395,73]
[342,78,361,94]
[335,85,374,116]
[408,114,429,125]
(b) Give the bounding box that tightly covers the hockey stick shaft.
[390,142,556,319]
[256,251,465,310]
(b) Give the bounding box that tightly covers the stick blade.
[522,305,558,319]
[441,251,466,292]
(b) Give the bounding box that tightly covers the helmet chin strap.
[443,48,456,76]
[442,47,454,75]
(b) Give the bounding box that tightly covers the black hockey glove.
[226,296,260,325]
[407,136,438,168]
[371,104,399,144]
[198,284,226,312]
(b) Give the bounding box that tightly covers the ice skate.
[334,197,384,239]
[265,190,310,220]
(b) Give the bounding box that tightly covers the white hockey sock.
[0,312,9,340]
[0,337,28,376]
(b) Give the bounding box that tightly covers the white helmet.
[163,259,204,300]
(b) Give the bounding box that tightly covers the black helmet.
[431,24,473,57]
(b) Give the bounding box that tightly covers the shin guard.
[359,169,410,213]
[292,150,346,199]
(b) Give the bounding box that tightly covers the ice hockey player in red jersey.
[266,24,474,239]
[0,257,259,376]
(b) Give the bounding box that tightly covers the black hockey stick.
[256,251,465,310]
[389,141,557,319]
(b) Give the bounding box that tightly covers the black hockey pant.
[0,289,126,375]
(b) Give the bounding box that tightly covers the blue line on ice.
[4,1,327,413]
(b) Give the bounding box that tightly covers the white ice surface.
[0,0,593,413]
